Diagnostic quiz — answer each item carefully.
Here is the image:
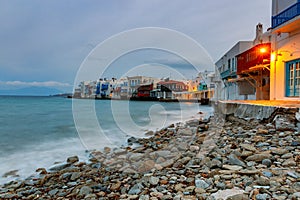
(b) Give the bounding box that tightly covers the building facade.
[236,42,271,100]
[157,80,188,99]
[215,41,253,100]
[127,76,160,97]
[270,0,300,99]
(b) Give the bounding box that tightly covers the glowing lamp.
[260,47,267,54]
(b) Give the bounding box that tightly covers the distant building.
[157,80,188,99]
[127,76,160,96]
[270,0,300,100]
[79,80,96,98]
[185,71,215,100]
[112,78,128,99]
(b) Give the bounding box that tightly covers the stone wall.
[213,101,300,132]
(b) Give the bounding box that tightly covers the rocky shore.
[1,109,300,199]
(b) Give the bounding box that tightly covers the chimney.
[254,23,263,45]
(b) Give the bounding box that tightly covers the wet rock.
[128,183,143,195]
[257,128,269,134]
[48,188,59,196]
[129,153,144,162]
[49,163,70,171]
[110,181,121,191]
[287,171,299,179]
[128,137,138,144]
[0,193,18,199]
[114,149,127,155]
[2,170,19,178]
[255,193,271,200]
[67,155,79,163]
[240,144,256,152]
[262,171,273,177]
[227,154,246,167]
[195,179,209,189]
[282,158,297,167]
[211,188,245,200]
[79,186,92,196]
[238,169,259,175]
[207,158,222,168]
[36,168,47,174]
[292,192,300,198]
[216,182,226,190]
[139,159,155,172]
[245,153,271,162]
[291,141,300,146]
[271,148,288,155]
[261,159,272,167]
[103,146,111,154]
[190,145,200,152]
[281,153,293,159]
[256,176,270,186]
[274,115,295,131]
[155,150,171,158]
[227,194,249,200]
[185,186,195,193]
[222,165,243,171]
[149,176,159,186]
[70,172,81,181]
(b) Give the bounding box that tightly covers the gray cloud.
[0,0,271,84]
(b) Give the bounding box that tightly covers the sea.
[0,96,213,184]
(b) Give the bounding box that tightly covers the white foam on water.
[0,137,86,185]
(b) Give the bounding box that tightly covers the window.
[228,59,231,71]
[286,59,300,97]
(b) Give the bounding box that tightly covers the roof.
[158,80,186,85]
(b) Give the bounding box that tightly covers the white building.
[112,77,129,99]
[215,41,253,100]
[270,0,300,100]
[79,80,96,98]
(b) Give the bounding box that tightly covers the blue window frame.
[286,59,300,97]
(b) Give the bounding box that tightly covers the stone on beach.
[1,107,300,199]
[67,155,79,163]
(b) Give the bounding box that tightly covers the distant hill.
[0,86,64,96]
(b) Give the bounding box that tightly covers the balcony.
[220,70,236,79]
[272,2,300,30]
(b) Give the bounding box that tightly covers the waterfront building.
[112,78,128,99]
[79,80,97,98]
[215,23,272,100]
[134,83,155,98]
[270,0,300,99]
[215,41,253,100]
[187,71,216,100]
[157,80,188,99]
[127,76,160,97]
[195,71,215,100]
[234,23,272,100]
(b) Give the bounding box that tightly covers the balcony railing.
[220,70,236,79]
[272,2,300,28]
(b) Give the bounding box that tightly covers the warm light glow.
[271,52,276,62]
[260,47,267,53]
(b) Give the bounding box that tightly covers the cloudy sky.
[0,0,271,91]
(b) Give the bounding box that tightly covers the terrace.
[272,2,300,32]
